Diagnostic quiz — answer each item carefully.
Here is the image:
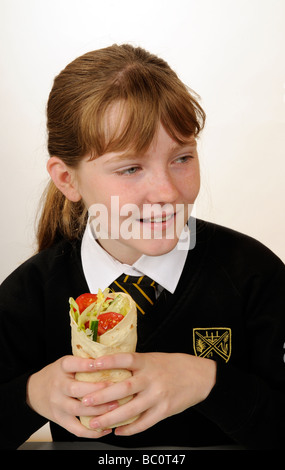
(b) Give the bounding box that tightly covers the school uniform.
[0,219,284,449]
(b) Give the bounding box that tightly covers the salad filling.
[69,289,130,342]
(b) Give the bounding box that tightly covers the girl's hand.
[82,352,217,435]
[26,356,117,438]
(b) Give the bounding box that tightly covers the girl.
[0,44,284,450]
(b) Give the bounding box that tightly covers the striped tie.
[109,274,157,315]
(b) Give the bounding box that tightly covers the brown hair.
[37,43,206,251]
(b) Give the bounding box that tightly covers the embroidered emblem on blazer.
[193,327,232,363]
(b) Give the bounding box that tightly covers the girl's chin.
[123,237,181,260]
[99,235,181,264]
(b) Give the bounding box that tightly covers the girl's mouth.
[139,213,174,224]
[137,212,177,234]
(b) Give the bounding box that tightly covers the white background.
[1,0,284,441]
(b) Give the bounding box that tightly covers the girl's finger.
[63,378,111,399]
[88,391,151,431]
[66,396,119,418]
[62,415,112,439]
[82,372,145,406]
[92,352,143,371]
[115,405,163,436]
[60,355,97,373]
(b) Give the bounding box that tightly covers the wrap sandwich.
[69,289,138,430]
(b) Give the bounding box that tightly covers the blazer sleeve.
[0,261,48,449]
[195,255,285,449]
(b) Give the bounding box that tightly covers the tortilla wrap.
[70,292,138,429]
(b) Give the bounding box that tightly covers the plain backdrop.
[0,0,284,441]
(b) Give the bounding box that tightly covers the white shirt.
[81,221,191,295]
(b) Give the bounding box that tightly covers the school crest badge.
[193,327,232,363]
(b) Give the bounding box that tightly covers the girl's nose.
[145,170,179,204]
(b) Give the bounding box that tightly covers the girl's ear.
[47,157,82,202]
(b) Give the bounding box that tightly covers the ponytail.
[36,180,87,252]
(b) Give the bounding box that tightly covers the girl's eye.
[116,166,141,176]
[174,155,193,164]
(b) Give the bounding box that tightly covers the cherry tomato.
[97,312,124,336]
[75,293,98,314]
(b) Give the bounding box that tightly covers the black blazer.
[0,219,284,449]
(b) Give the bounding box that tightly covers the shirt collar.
[81,221,190,294]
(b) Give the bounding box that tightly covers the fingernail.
[82,396,94,406]
[90,419,100,429]
[108,402,118,411]
[88,360,96,369]
[95,359,103,368]
[88,359,104,369]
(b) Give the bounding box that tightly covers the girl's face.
[74,123,200,264]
